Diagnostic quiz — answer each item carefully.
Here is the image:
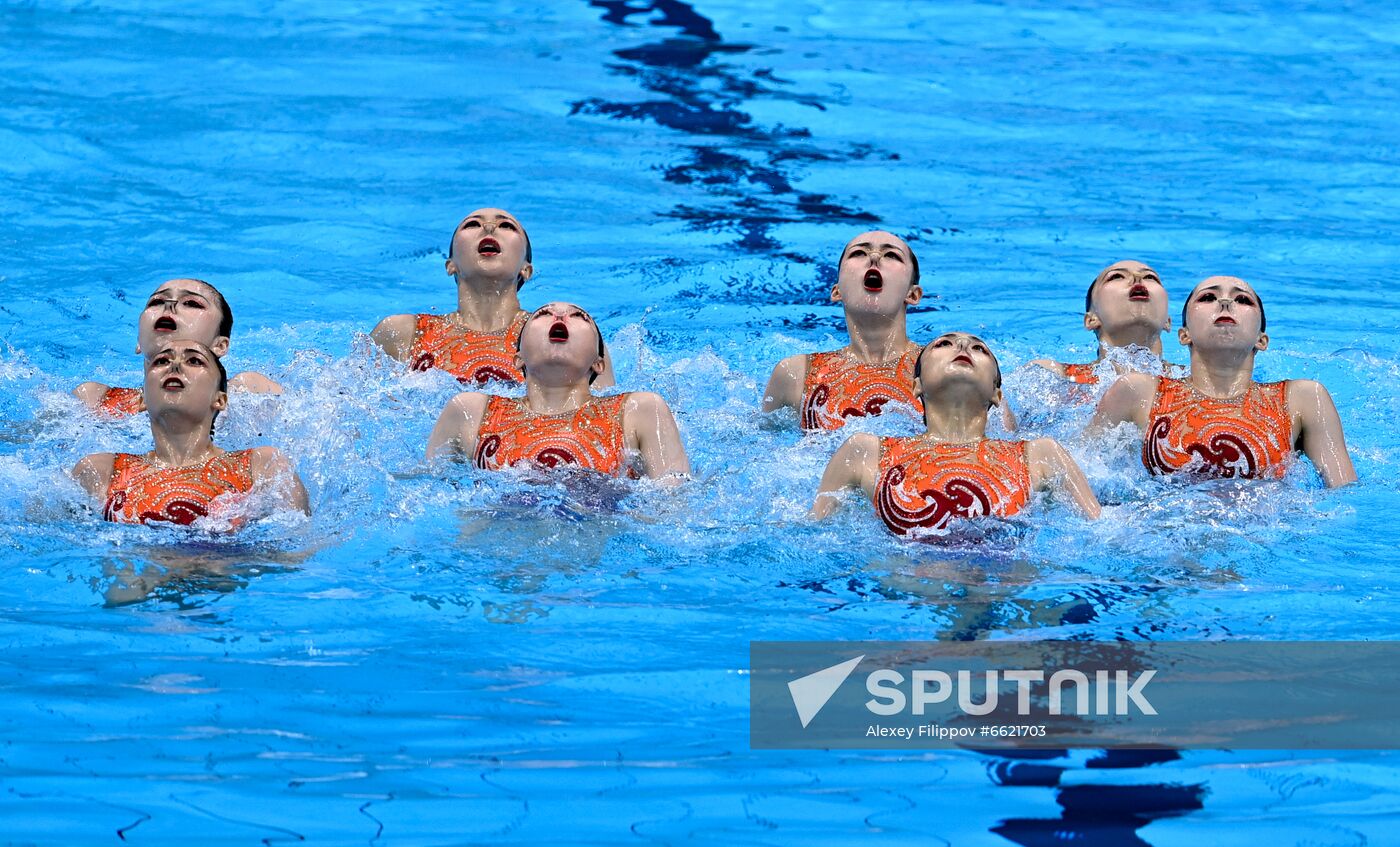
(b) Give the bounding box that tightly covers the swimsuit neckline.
[139,448,226,470]
[514,395,599,420]
[837,344,917,368]
[1181,376,1257,404]
[911,435,985,449]
[440,309,527,336]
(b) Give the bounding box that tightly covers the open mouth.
[161,376,185,391]
[1214,315,1237,325]
[548,321,570,342]
[952,353,974,366]
[1128,284,1151,301]
[154,316,178,332]
[477,237,501,256]
[862,268,883,292]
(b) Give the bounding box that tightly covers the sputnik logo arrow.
[788,655,865,728]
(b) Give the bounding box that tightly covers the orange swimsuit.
[475,394,633,477]
[800,349,923,431]
[1061,362,1099,385]
[1143,377,1293,479]
[103,450,255,526]
[408,311,528,385]
[96,386,144,418]
[874,438,1032,535]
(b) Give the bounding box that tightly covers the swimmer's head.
[137,279,234,357]
[831,230,921,316]
[446,208,533,290]
[913,332,1003,411]
[514,301,606,385]
[142,339,229,435]
[1083,260,1170,340]
[1179,276,1268,353]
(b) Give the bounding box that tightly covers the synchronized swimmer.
[65,215,1359,534]
[368,208,614,388]
[72,340,308,526]
[73,277,281,417]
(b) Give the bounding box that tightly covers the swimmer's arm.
[1085,372,1155,436]
[1027,438,1101,519]
[810,433,879,520]
[250,447,311,515]
[425,392,490,462]
[72,381,114,410]
[624,392,691,483]
[761,354,807,413]
[229,371,284,395]
[370,313,417,362]
[71,453,116,500]
[593,346,617,391]
[1290,379,1358,488]
[1028,359,1068,378]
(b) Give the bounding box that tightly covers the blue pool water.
[3,0,1400,842]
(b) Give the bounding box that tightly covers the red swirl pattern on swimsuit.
[408,311,528,385]
[874,438,1031,536]
[1142,376,1292,479]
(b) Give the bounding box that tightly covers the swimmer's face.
[916,332,1002,404]
[446,208,533,287]
[142,340,227,417]
[1086,260,1169,336]
[1180,276,1267,352]
[515,302,605,383]
[137,279,229,356]
[832,230,921,315]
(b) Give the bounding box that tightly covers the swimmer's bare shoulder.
[425,391,491,461]
[622,391,691,481]
[71,453,117,499]
[72,381,116,410]
[370,313,419,361]
[247,446,311,514]
[762,353,809,412]
[1088,371,1157,432]
[810,432,881,519]
[1025,437,1101,519]
[1286,378,1358,488]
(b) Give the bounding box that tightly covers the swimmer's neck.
[453,276,523,331]
[918,388,991,443]
[843,310,913,363]
[1188,348,1258,397]
[148,412,223,467]
[522,378,595,415]
[1095,325,1164,359]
